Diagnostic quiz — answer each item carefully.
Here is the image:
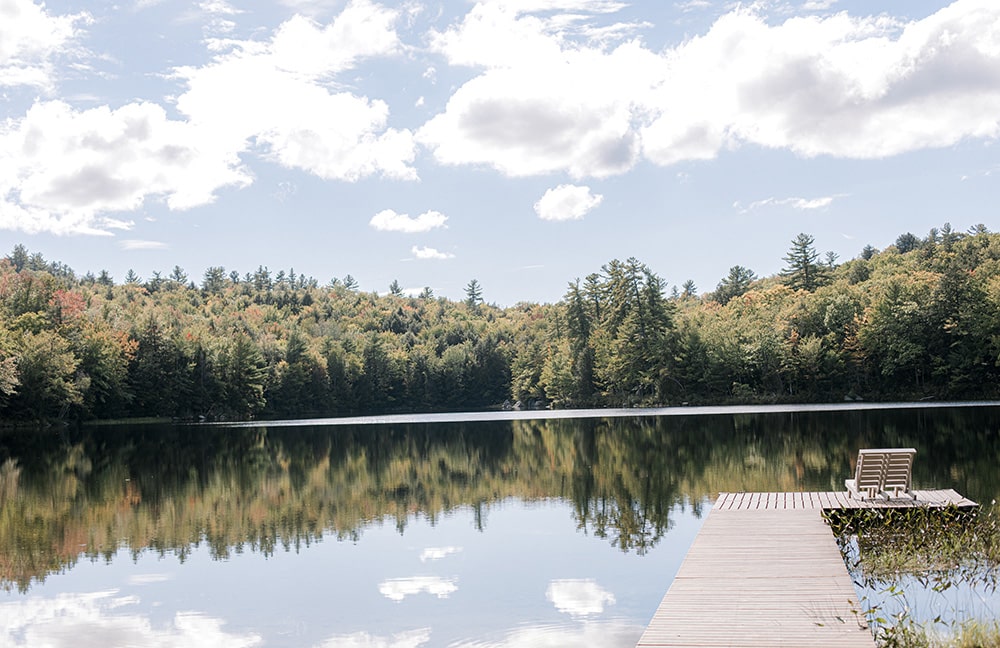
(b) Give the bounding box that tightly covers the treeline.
[0,223,998,422]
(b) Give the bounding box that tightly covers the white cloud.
[418,3,653,178]
[791,196,836,209]
[411,246,454,260]
[534,184,602,221]
[421,0,1000,178]
[735,195,839,213]
[315,628,431,648]
[175,1,416,183]
[370,209,448,233]
[545,579,615,616]
[419,546,462,562]
[676,0,711,12]
[0,590,261,648]
[642,1,1000,163]
[0,0,89,89]
[119,240,169,251]
[199,1,241,15]
[0,100,248,235]
[449,619,639,648]
[275,0,350,16]
[195,1,242,36]
[500,1,627,11]
[802,0,838,10]
[0,1,416,237]
[7,0,997,240]
[378,577,458,602]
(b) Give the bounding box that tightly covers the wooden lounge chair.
[845,448,916,500]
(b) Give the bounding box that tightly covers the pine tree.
[782,233,825,292]
[713,265,756,305]
[7,244,29,272]
[894,232,920,254]
[202,267,226,294]
[465,279,483,310]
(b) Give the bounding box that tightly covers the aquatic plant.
[826,504,1000,647]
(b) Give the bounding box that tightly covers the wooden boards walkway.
[636,489,976,648]
[715,489,976,511]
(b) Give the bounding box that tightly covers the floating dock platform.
[636,489,976,647]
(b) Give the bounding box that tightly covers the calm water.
[1,404,998,647]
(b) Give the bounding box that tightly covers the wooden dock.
[714,489,976,511]
[637,489,976,647]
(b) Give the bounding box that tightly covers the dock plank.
[636,489,975,647]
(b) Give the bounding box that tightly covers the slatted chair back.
[845,448,916,500]
[881,448,916,498]
[849,450,887,499]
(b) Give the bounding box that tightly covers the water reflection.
[420,547,461,562]
[316,628,431,648]
[0,590,262,648]
[545,579,615,616]
[379,577,459,602]
[0,406,997,594]
[447,620,641,648]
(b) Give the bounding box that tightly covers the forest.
[0,223,998,423]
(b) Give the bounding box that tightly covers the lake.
[1,403,998,647]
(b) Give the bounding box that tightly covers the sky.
[0,0,998,305]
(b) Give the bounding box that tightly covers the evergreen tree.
[564,280,594,403]
[782,233,825,292]
[170,265,188,284]
[219,332,266,418]
[465,279,483,309]
[146,271,164,292]
[713,266,756,305]
[7,245,28,272]
[129,317,192,416]
[894,232,920,253]
[941,222,958,251]
[203,267,226,294]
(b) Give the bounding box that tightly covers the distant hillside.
[0,224,998,422]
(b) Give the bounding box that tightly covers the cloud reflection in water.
[450,620,640,648]
[378,576,458,602]
[0,590,261,647]
[314,627,432,648]
[419,546,463,562]
[545,579,616,616]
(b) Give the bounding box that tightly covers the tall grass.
[826,504,1000,648]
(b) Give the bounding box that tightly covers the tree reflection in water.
[0,405,997,593]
